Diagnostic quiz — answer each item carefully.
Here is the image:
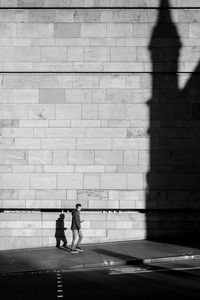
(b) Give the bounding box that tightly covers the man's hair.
[76,203,81,209]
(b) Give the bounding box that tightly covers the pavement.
[1,240,200,275]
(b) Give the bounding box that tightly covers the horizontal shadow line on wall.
[0,71,199,74]
[1,209,200,214]
[0,7,200,10]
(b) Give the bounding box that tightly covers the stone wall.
[1,0,200,250]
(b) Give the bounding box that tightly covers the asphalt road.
[1,261,200,300]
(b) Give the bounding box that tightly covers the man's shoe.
[70,249,79,253]
[62,244,67,248]
[76,247,83,252]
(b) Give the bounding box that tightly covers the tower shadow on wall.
[146,0,200,245]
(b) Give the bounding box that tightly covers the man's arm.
[74,210,81,230]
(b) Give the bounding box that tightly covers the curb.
[1,254,200,275]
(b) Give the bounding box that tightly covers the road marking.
[56,270,64,299]
[109,266,200,275]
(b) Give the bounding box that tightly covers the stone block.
[18,0,43,7]
[41,47,67,61]
[35,189,66,200]
[29,150,52,164]
[125,104,149,120]
[15,47,40,62]
[58,75,73,88]
[13,89,38,104]
[19,190,35,200]
[107,24,133,37]
[68,47,83,61]
[107,229,124,239]
[53,150,68,165]
[86,128,126,138]
[75,165,105,173]
[124,150,139,165]
[0,120,19,128]
[32,75,59,88]
[74,62,104,72]
[127,128,148,138]
[39,23,54,37]
[125,75,141,88]
[83,229,106,237]
[57,173,83,189]
[95,150,123,165]
[29,9,55,22]
[56,104,81,119]
[42,138,76,149]
[34,128,45,137]
[99,104,124,120]
[67,190,76,200]
[54,23,80,37]
[2,104,28,119]
[19,120,48,127]
[104,62,145,72]
[0,23,16,37]
[99,75,125,88]
[16,23,38,37]
[55,9,74,22]
[30,174,56,189]
[101,174,127,189]
[106,89,132,104]
[44,165,74,172]
[77,138,112,149]
[74,9,100,22]
[15,138,41,149]
[113,9,149,23]
[44,128,85,137]
[71,120,100,127]
[84,174,100,189]
[73,75,99,88]
[77,189,108,202]
[82,104,98,119]
[127,174,144,189]
[29,104,55,120]
[111,47,136,61]
[0,173,29,189]
[118,166,148,173]
[0,47,14,61]
[0,189,18,200]
[68,150,94,164]
[116,221,133,229]
[81,24,106,37]
[189,23,200,37]
[106,165,117,173]
[39,89,65,104]
[66,89,91,103]
[134,23,149,36]
[0,165,12,172]
[0,150,28,164]
[84,47,110,61]
[5,74,32,88]
[109,120,130,127]
[3,128,33,137]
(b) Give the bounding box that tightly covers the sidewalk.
[1,240,200,275]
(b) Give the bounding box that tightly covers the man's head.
[76,203,82,211]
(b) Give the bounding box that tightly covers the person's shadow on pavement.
[55,213,70,251]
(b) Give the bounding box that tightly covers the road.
[1,260,200,299]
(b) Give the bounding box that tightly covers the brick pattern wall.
[1,0,200,250]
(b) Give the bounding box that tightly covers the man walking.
[71,203,83,253]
